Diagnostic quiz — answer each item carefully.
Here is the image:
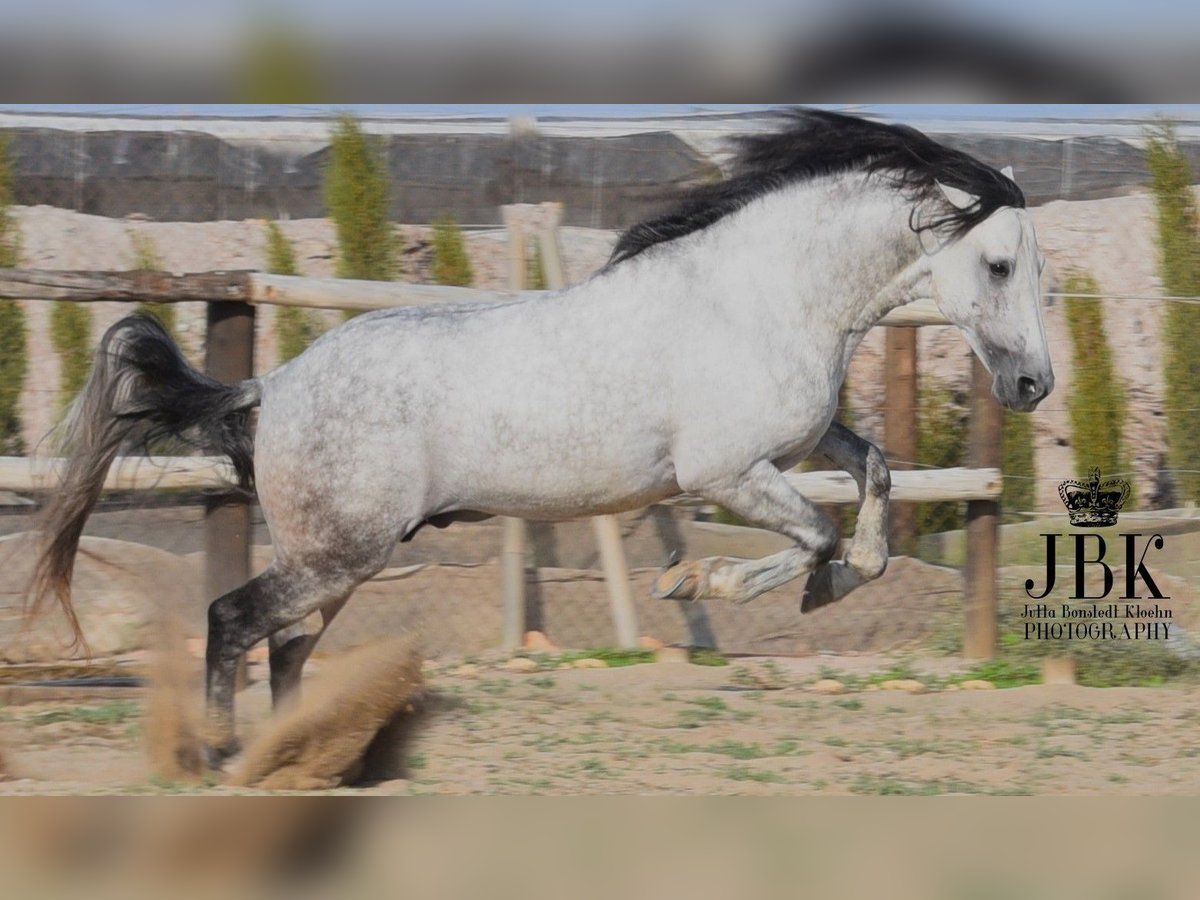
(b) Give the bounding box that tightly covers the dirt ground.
[2,653,1198,795]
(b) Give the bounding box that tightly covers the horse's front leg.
[653,460,839,604]
[800,422,891,613]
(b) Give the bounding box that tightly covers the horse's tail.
[28,312,261,650]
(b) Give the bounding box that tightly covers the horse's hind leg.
[654,460,839,604]
[266,594,352,710]
[800,422,892,612]
[204,561,379,766]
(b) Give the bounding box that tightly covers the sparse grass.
[850,775,983,796]
[864,661,921,685]
[579,758,611,777]
[529,676,555,689]
[654,738,695,755]
[704,740,767,760]
[406,752,428,770]
[1030,705,1091,729]
[674,707,721,729]
[881,737,938,758]
[555,648,655,668]
[29,701,139,727]
[1096,709,1148,726]
[525,734,566,753]
[1035,744,1090,761]
[775,698,818,710]
[688,648,728,667]
[833,698,863,711]
[145,774,219,794]
[723,766,786,784]
[947,658,1041,689]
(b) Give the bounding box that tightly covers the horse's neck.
[675,177,927,342]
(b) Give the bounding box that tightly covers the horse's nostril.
[1018,376,1039,401]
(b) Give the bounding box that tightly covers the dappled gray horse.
[30,109,1052,764]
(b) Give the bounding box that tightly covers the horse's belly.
[449,450,680,521]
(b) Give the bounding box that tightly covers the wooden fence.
[0,220,1003,658]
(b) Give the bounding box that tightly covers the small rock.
[558,662,574,670]
[879,679,927,694]
[864,684,880,692]
[960,680,996,691]
[807,679,846,695]
[572,657,608,670]
[522,630,558,653]
[638,636,665,651]
[454,663,479,678]
[502,657,539,673]
[655,647,690,665]
[942,683,961,692]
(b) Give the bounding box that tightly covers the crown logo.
[1057,467,1130,527]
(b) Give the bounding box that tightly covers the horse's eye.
[988,260,1012,278]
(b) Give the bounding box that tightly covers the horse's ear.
[1000,165,1015,181]
[936,181,978,211]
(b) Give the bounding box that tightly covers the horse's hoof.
[800,565,833,614]
[202,739,242,772]
[652,561,706,600]
[801,561,864,613]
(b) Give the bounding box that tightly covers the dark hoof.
[203,739,242,772]
[801,562,864,614]
[801,564,834,614]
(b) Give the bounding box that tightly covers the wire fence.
[1,111,1198,664]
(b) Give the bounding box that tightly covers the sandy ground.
[1,655,1198,795]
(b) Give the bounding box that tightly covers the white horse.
[30,109,1052,764]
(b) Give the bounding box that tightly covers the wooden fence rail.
[0,458,1001,503]
[0,267,948,325]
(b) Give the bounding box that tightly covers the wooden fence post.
[500,207,528,650]
[205,300,255,680]
[884,327,918,554]
[965,355,1001,659]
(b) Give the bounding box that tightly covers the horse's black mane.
[608,107,1025,267]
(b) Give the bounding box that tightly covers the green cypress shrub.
[325,114,395,282]
[1062,271,1131,500]
[0,132,27,454]
[49,303,93,412]
[129,231,177,337]
[1146,124,1200,504]
[915,377,968,535]
[1000,409,1037,521]
[431,215,474,287]
[527,243,548,290]
[264,220,319,362]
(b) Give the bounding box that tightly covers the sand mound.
[231,635,424,791]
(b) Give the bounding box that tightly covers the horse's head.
[922,172,1053,412]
